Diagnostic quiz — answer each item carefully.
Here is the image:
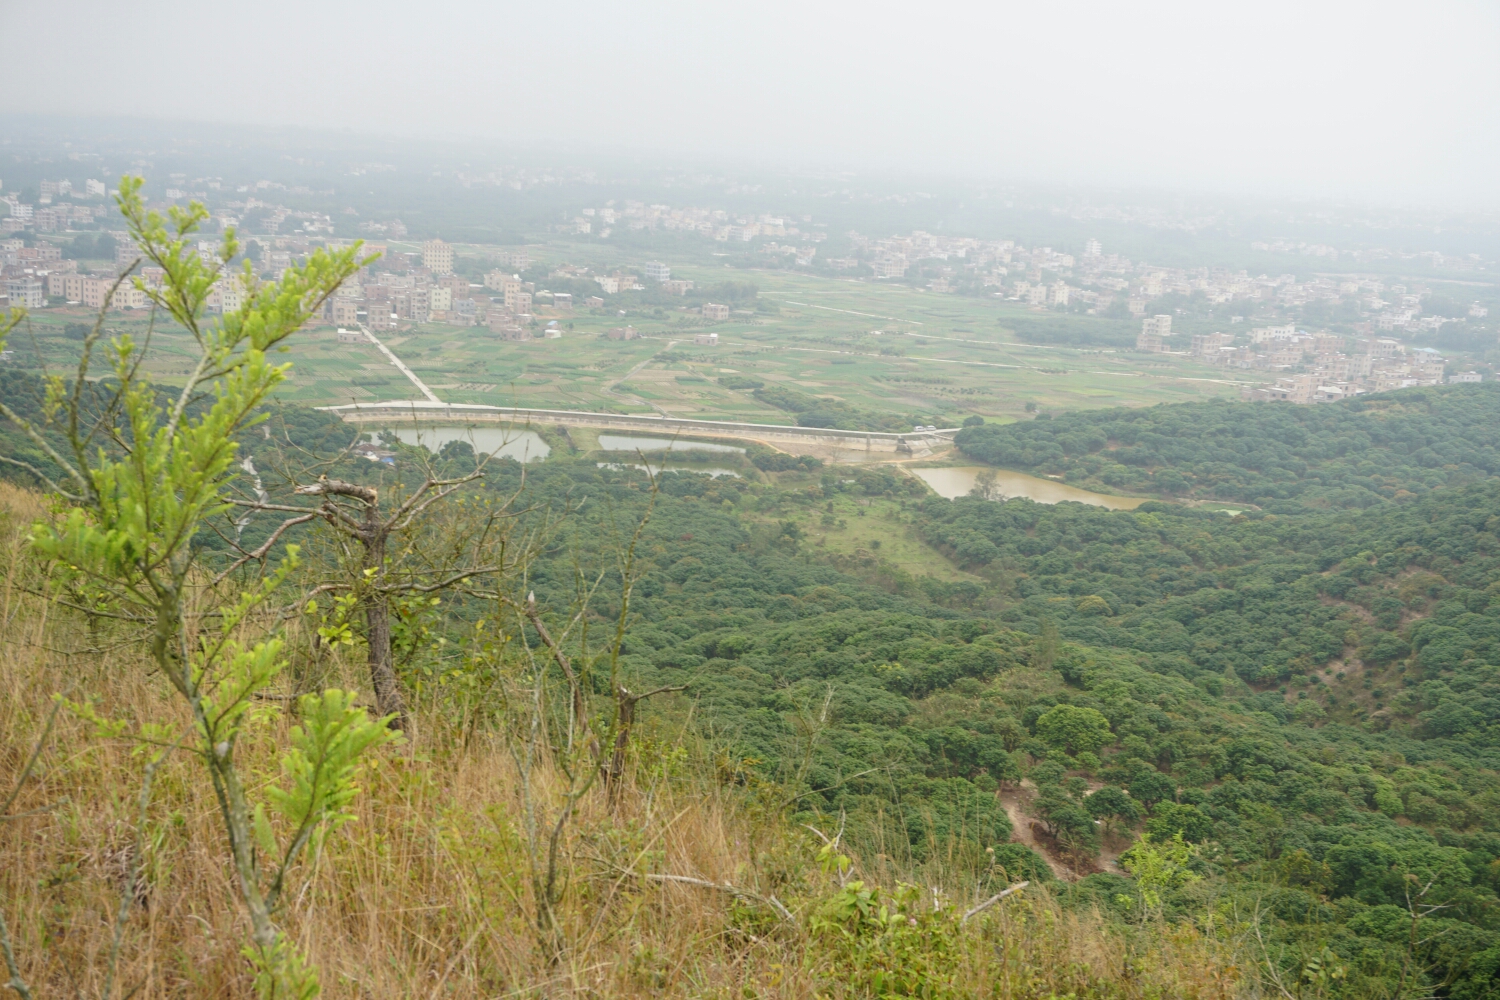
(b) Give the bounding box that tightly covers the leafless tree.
[228,442,532,730]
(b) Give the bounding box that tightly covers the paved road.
[359,325,442,403]
[603,339,680,415]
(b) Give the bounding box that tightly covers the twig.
[1251,904,1298,1000]
[2,695,66,822]
[961,881,1029,923]
[520,591,595,757]
[0,455,83,501]
[103,735,184,1000]
[0,692,67,999]
[210,513,318,587]
[641,874,794,923]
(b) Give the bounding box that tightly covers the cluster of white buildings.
[562,201,830,250]
[837,232,1494,341]
[1,178,110,235]
[1130,316,1480,404]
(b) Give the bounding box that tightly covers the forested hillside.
[953,383,1500,507]
[364,437,1500,998]
[7,360,1500,997]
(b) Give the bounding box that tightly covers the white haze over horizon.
[3,0,1498,207]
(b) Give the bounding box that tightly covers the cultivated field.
[13,247,1267,426]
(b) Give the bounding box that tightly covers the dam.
[320,400,959,461]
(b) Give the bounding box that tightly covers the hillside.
[953,382,1500,508]
[6,359,1500,996]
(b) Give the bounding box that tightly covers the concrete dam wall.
[321,400,958,458]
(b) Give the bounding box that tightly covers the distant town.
[0,173,1492,406]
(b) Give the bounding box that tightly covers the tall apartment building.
[1137,314,1171,352]
[6,276,44,309]
[81,276,114,310]
[331,298,361,325]
[395,288,430,324]
[1249,323,1297,344]
[422,239,453,275]
[1190,332,1235,357]
[502,277,529,312]
[368,303,396,331]
[1047,283,1069,306]
[644,261,671,282]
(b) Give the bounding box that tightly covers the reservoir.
[598,462,741,478]
[597,434,746,454]
[912,467,1145,510]
[383,426,551,462]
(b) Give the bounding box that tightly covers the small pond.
[598,462,741,478]
[913,467,1144,510]
[597,434,745,454]
[378,426,550,462]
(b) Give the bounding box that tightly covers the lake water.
[913,467,1145,510]
[382,426,550,462]
[598,462,741,478]
[597,434,746,454]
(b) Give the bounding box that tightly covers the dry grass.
[0,481,1251,999]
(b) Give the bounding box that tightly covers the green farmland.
[12,245,1265,428]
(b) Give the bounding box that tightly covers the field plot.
[9,252,1267,432]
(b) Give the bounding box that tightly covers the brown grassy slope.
[0,482,1247,999]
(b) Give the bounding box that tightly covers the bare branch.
[387,471,484,530]
[377,566,500,594]
[0,690,70,1000]
[961,881,1029,923]
[628,684,687,702]
[0,455,83,501]
[13,587,151,622]
[390,481,478,533]
[638,874,794,923]
[210,513,318,588]
[225,499,323,515]
[0,400,89,494]
[294,477,377,504]
[520,591,596,759]
[1,694,65,822]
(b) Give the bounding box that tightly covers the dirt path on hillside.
[999,783,1124,882]
[997,784,1074,881]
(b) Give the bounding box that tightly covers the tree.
[1031,618,1060,672]
[1087,786,1142,835]
[1119,832,1199,921]
[969,468,1005,501]
[1145,802,1214,843]
[1033,778,1097,855]
[1034,704,1113,756]
[1128,769,1177,811]
[233,451,521,730]
[0,178,396,997]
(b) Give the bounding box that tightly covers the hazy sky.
[5,1,1498,204]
